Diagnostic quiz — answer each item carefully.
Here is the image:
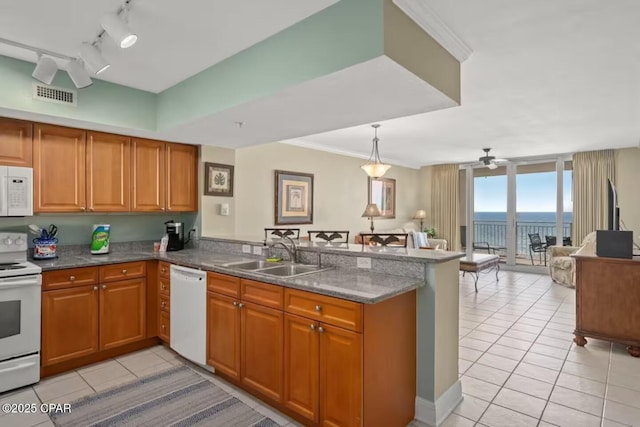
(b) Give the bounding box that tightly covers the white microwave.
[0,166,33,216]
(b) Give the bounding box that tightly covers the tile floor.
[2,271,639,427]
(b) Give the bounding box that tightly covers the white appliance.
[0,232,42,393]
[0,166,33,216]
[170,265,206,365]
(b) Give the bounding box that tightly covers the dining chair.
[307,230,350,243]
[359,233,408,247]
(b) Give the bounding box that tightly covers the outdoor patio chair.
[528,233,548,266]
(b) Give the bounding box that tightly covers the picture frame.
[204,162,234,197]
[275,170,314,225]
[368,177,396,218]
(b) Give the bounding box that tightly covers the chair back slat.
[359,233,408,247]
[307,230,350,243]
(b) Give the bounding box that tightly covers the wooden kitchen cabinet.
[41,285,99,366]
[33,124,86,212]
[166,142,198,212]
[86,131,130,212]
[131,138,165,212]
[100,278,146,350]
[0,117,32,167]
[207,291,242,380]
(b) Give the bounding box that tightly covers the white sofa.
[358,223,448,250]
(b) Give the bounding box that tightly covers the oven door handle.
[0,275,41,290]
[0,361,38,374]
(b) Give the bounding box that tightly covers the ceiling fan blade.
[486,162,498,170]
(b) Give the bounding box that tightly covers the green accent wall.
[0,55,157,131]
[0,213,197,246]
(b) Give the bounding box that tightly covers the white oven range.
[0,232,42,393]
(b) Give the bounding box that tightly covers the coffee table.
[460,253,501,292]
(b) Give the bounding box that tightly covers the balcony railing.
[473,221,572,255]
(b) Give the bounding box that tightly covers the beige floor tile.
[34,373,90,403]
[458,346,484,362]
[483,318,514,328]
[555,372,606,397]
[479,404,538,427]
[521,352,564,371]
[540,328,575,341]
[608,371,640,393]
[542,402,602,427]
[529,342,569,360]
[603,400,640,426]
[34,420,55,427]
[0,411,50,427]
[475,324,508,335]
[131,361,174,378]
[504,373,554,400]
[458,359,473,375]
[464,364,510,386]
[466,330,501,344]
[440,413,475,427]
[253,403,291,426]
[476,353,519,372]
[452,394,490,421]
[91,372,137,392]
[561,360,608,383]
[503,329,539,342]
[535,335,573,350]
[0,388,40,407]
[231,388,262,408]
[514,362,560,384]
[606,384,640,409]
[42,386,94,405]
[459,337,492,352]
[550,385,604,416]
[496,336,532,351]
[460,376,500,402]
[79,360,131,389]
[601,418,631,427]
[116,350,168,374]
[509,323,544,335]
[517,317,548,328]
[493,388,547,419]
[486,344,526,361]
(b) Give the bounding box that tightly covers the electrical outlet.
[191,227,199,240]
[253,246,263,256]
[357,257,372,269]
[242,245,251,254]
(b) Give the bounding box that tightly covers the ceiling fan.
[477,148,507,169]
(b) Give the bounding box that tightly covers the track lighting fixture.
[79,43,110,74]
[66,60,93,89]
[100,12,137,48]
[31,54,58,85]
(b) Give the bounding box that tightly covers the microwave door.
[6,167,32,217]
[0,167,7,216]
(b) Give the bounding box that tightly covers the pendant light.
[361,124,391,179]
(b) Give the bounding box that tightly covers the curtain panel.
[572,149,615,245]
[431,164,460,251]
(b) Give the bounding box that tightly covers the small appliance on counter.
[91,224,111,254]
[165,220,184,251]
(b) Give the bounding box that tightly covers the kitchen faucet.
[270,237,298,263]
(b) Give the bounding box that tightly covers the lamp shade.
[413,209,427,220]
[361,203,381,218]
[361,163,391,179]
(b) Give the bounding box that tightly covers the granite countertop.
[32,248,424,304]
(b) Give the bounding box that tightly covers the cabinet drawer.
[159,277,170,296]
[159,310,170,342]
[159,294,170,313]
[43,267,99,291]
[208,272,240,297]
[100,261,146,282]
[158,262,171,279]
[284,289,362,332]
[241,279,283,310]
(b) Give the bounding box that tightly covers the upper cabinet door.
[86,132,131,212]
[33,124,86,213]
[166,143,198,212]
[131,138,165,212]
[0,118,33,167]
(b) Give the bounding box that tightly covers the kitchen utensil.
[47,224,58,238]
[28,224,43,235]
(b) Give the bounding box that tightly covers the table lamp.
[413,209,427,231]
[361,203,381,232]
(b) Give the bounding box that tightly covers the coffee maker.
[165,220,184,251]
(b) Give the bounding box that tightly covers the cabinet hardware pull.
[233,301,238,307]
[238,303,244,308]
[318,326,325,333]
[93,286,98,291]
[69,276,76,281]
[161,207,165,211]
[161,284,166,290]
[162,325,166,330]
[80,207,86,212]
[122,269,127,274]
[310,324,316,331]
[315,305,322,312]
[161,301,166,307]
[88,207,94,212]
[102,285,107,289]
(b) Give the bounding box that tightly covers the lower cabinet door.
[241,301,284,402]
[100,278,146,350]
[42,285,99,366]
[207,292,241,380]
[283,313,320,423]
[320,324,363,427]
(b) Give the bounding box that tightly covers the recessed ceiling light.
[79,43,110,74]
[32,54,58,85]
[66,60,93,89]
[101,13,137,49]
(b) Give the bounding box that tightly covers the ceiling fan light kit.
[477,148,507,169]
[0,0,136,89]
[361,124,392,179]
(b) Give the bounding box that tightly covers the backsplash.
[0,213,197,246]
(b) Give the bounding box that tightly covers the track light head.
[101,13,137,48]
[66,60,93,89]
[32,54,58,85]
[79,43,110,74]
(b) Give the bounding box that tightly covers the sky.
[474,170,573,212]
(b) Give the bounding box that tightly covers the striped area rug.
[50,366,280,427]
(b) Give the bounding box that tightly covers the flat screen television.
[607,178,620,231]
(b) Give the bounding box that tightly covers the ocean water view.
[474,212,573,223]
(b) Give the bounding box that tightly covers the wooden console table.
[573,255,640,357]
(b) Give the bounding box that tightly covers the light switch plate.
[242,245,251,254]
[357,257,372,269]
[253,246,263,256]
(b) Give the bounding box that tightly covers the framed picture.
[275,170,314,225]
[205,162,234,197]
[368,177,396,218]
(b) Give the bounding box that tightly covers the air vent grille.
[32,83,77,106]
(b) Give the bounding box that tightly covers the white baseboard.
[414,380,463,426]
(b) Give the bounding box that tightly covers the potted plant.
[424,228,436,238]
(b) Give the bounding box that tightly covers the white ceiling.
[0,0,338,93]
[287,0,640,167]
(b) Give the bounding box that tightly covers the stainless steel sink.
[256,264,331,277]
[221,260,274,270]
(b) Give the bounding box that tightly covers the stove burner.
[0,263,26,271]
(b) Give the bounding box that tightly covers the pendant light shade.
[79,43,110,74]
[66,60,93,89]
[32,55,58,85]
[101,13,137,48]
[361,124,391,179]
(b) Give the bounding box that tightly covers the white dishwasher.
[170,265,206,365]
